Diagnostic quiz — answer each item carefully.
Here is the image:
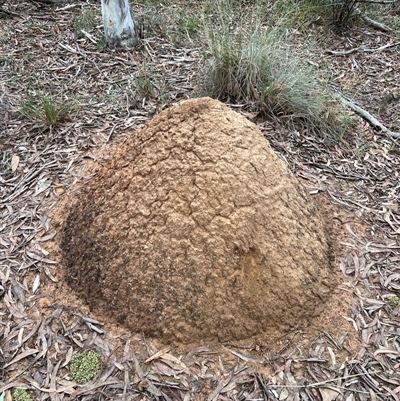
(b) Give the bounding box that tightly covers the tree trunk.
[101,0,137,48]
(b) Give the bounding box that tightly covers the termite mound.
[61,97,335,344]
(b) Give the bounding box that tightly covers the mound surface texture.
[62,97,334,344]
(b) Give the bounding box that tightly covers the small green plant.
[134,72,158,99]
[178,11,201,38]
[0,149,13,179]
[96,36,107,52]
[392,16,400,32]
[12,389,33,401]
[0,26,12,44]
[129,65,168,106]
[354,139,371,158]
[389,296,399,307]
[74,8,97,39]
[0,54,13,66]
[389,140,400,152]
[69,350,102,384]
[21,92,80,127]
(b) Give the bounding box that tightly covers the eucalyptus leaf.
[35,178,52,196]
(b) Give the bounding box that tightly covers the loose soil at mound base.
[47,98,358,351]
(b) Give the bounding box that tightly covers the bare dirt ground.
[1,1,400,400]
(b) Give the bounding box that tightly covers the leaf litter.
[1,0,400,400]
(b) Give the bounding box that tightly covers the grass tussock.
[202,0,353,140]
[21,91,80,128]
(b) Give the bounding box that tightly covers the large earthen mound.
[61,97,335,344]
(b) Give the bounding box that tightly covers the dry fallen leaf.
[11,155,19,172]
[32,274,40,294]
[319,387,341,401]
[35,178,52,196]
[137,380,148,391]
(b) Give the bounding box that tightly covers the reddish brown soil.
[58,97,337,345]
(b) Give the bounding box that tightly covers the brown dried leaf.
[3,348,39,368]
[319,387,341,401]
[11,155,19,172]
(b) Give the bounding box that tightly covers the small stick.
[354,7,393,32]
[326,42,400,56]
[339,96,400,139]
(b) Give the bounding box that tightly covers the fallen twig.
[0,5,19,17]
[354,7,393,32]
[326,42,400,55]
[339,96,400,139]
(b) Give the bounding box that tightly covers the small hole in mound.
[117,314,127,325]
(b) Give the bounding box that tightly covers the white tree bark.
[101,0,137,48]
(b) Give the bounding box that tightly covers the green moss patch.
[69,350,102,384]
[12,389,33,401]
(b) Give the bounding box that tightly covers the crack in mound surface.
[61,97,335,344]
